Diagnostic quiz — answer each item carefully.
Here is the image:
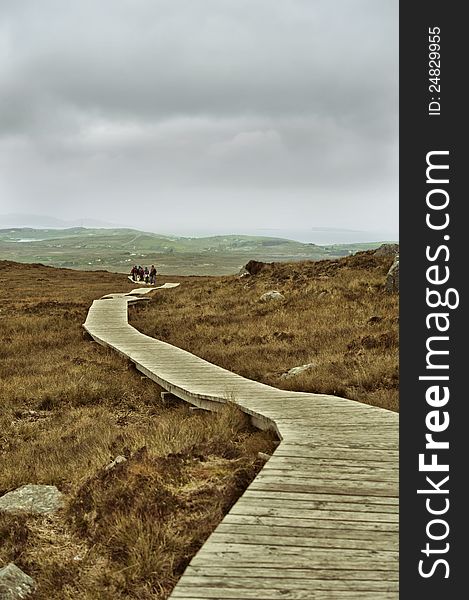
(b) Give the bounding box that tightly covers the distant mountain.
[0,226,397,275]
[0,213,122,229]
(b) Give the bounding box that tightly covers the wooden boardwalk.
[83,286,398,599]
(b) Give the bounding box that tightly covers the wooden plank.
[228,504,397,523]
[184,565,399,581]
[276,439,398,451]
[193,543,398,563]
[275,437,398,447]
[173,576,398,591]
[190,555,397,572]
[275,420,398,429]
[171,585,396,600]
[253,470,398,484]
[208,531,397,552]
[220,512,398,532]
[231,495,398,514]
[248,480,398,498]
[241,489,399,507]
[256,471,399,485]
[272,445,399,461]
[264,456,398,469]
[271,411,397,421]
[249,477,397,497]
[214,523,397,544]
[261,463,398,478]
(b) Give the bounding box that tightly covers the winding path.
[83,285,398,599]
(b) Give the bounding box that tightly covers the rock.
[258,452,271,461]
[238,266,251,277]
[281,363,316,379]
[0,563,36,599]
[386,255,399,292]
[244,260,268,275]
[260,291,285,302]
[374,243,399,257]
[104,455,127,471]
[0,484,63,515]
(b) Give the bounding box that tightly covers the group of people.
[130,264,157,284]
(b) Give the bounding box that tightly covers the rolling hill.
[0,227,395,275]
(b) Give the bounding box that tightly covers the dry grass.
[130,251,399,412]
[0,260,277,599]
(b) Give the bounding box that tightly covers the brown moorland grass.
[130,251,399,412]
[0,261,277,599]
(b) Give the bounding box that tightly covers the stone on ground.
[0,563,36,599]
[244,260,269,275]
[0,484,63,515]
[374,243,399,257]
[260,290,285,302]
[104,455,127,471]
[281,363,316,379]
[386,255,399,292]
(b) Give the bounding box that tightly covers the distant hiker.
[150,265,157,284]
[130,265,137,281]
[138,266,144,281]
[144,266,149,284]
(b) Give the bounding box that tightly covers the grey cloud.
[0,0,398,239]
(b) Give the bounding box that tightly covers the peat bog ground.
[0,261,276,599]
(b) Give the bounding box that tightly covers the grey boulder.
[281,363,316,379]
[0,563,36,599]
[260,291,285,302]
[0,484,63,515]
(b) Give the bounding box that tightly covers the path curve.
[83,285,398,599]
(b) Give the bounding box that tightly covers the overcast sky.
[0,0,398,242]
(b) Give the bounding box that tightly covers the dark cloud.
[0,0,398,239]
